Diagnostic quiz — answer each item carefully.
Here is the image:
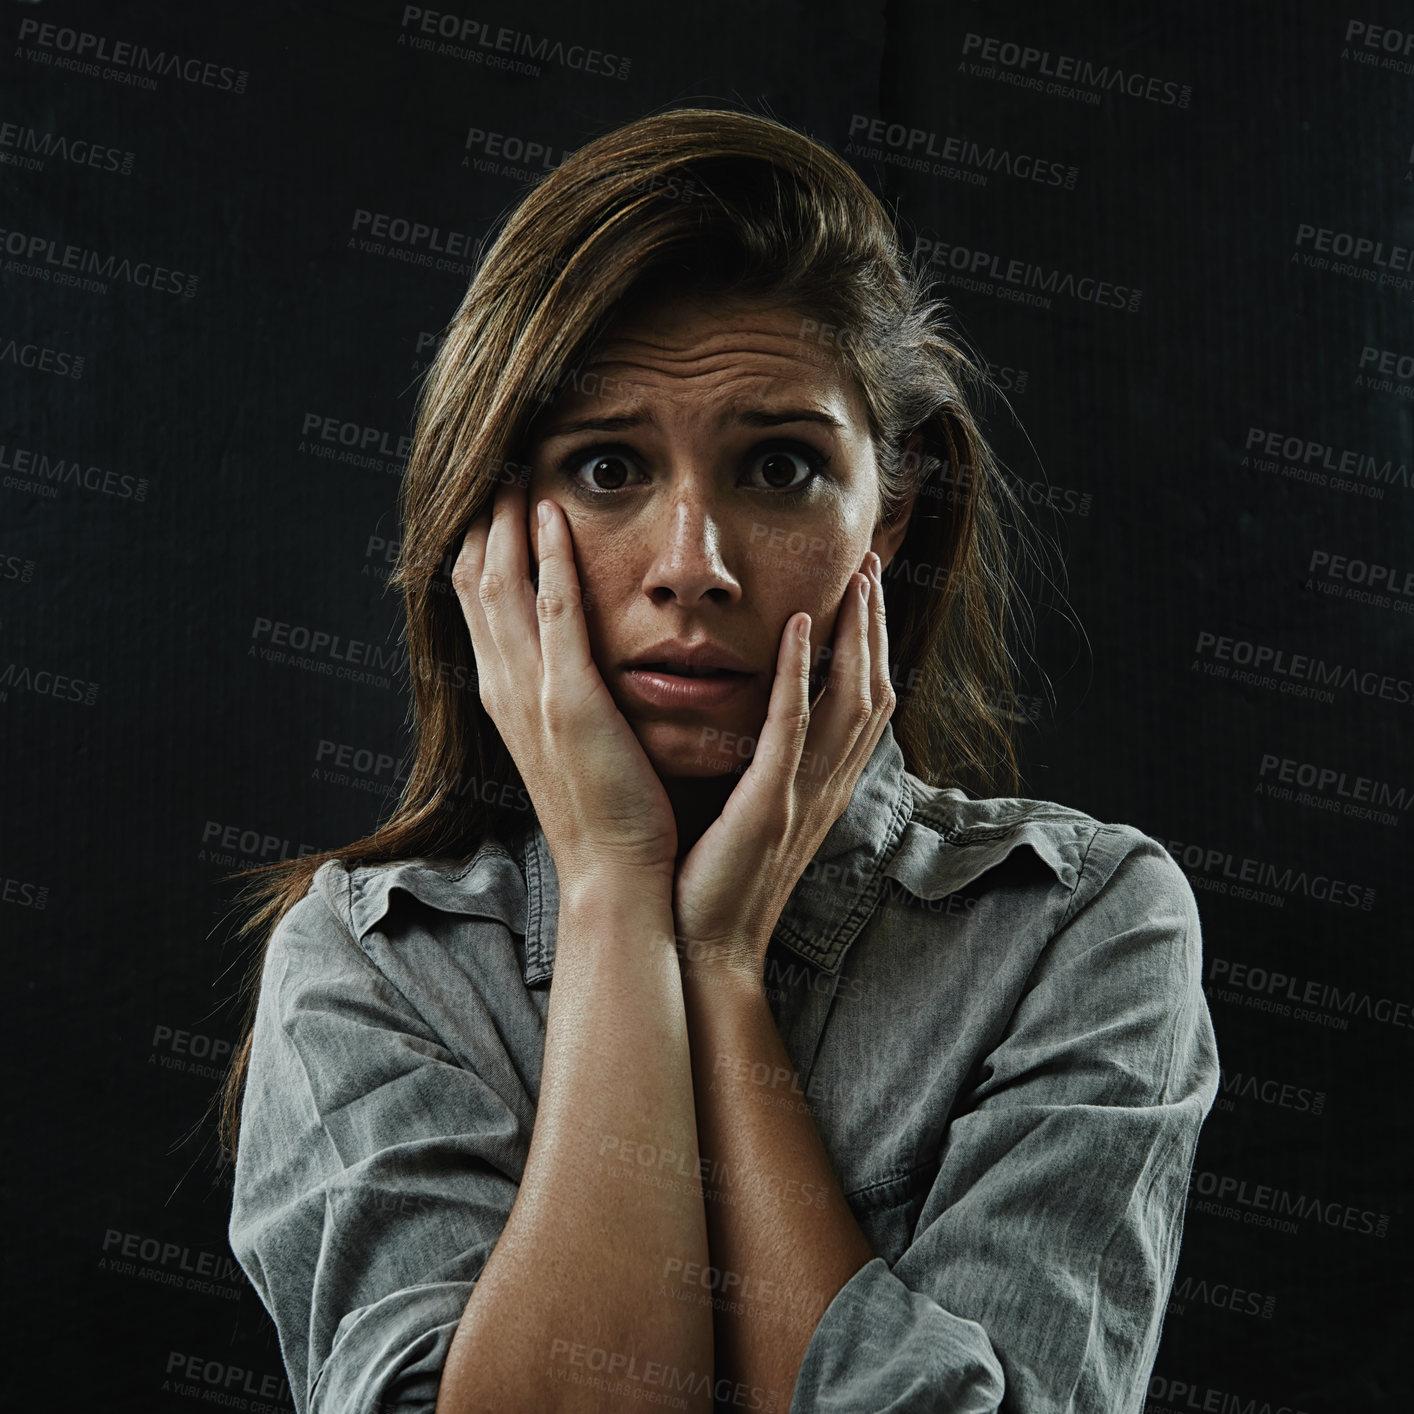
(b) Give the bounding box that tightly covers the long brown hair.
[214,105,1053,1161]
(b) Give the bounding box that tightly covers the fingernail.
[537,500,550,526]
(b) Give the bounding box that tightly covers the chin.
[633,719,756,778]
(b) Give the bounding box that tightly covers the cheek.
[751,524,864,624]
[546,515,627,641]
[753,528,871,681]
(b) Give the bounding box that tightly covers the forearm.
[436,879,714,1414]
[679,959,876,1414]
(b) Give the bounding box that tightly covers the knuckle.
[450,556,478,597]
[477,570,506,609]
[541,696,570,732]
[536,590,568,622]
[782,703,812,734]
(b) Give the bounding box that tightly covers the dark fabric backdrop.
[3,1,1409,1408]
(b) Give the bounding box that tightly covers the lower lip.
[623,668,754,707]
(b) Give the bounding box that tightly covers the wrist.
[557,871,676,941]
[676,940,769,1001]
[556,853,672,900]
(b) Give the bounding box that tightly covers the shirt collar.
[342,724,1090,983]
[517,717,916,987]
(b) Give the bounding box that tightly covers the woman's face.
[523,294,914,777]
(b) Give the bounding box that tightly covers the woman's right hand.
[452,477,679,900]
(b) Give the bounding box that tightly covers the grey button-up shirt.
[228,719,1219,1414]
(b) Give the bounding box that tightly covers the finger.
[745,611,813,801]
[865,551,896,727]
[533,498,599,694]
[848,551,896,770]
[479,477,543,681]
[451,502,497,677]
[805,561,873,771]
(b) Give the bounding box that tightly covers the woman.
[220,107,1219,1414]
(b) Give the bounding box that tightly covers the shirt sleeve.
[789,825,1221,1413]
[228,864,522,1414]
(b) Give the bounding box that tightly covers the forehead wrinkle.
[583,345,837,393]
[549,311,859,428]
[589,317,830,361]
[545,361,865,444]
[558,374,852,435]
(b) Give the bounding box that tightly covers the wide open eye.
[746,440,831,497]
[557,445,646,496]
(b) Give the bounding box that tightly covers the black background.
[3,2,1410,1409]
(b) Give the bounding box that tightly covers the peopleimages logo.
[0,337,84,379]
[397,7,632,81]
[1295,222,1412,272]
[0,224,198,297]
[1192,628,1414,709]
[347,207,479,279]
[1292,223,1414,291]
[0,440,148,502]
[844,114,1077,190]
[1243,426,1411,495]
[1340,20,1414,77]
[463,125,570,179]
[1147,1373,1307,1414]
[1217,1068,1325,1117]
[1189,1169,1390,1239]
[249,615,409,690]
[911,236,1142,312]
[299,411,411,474]
[1256,751,1408,827]
[959,32,1191,106]
[1207,955,1414,1034]
[0,118,136,177]
[0,662,99,706]
[1168,1275,1277,1320]
[162,1352,291,1409]
[15,19,250,93]
[1356,344,1414,398]
[1156,832,1376,912]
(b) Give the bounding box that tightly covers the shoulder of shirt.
[888,772,1189,918]
[300,840,528,946]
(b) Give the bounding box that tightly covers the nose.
[641,486,742,605]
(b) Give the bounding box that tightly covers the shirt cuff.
[789,1256,1005,1413]
[310,1281,476,1414]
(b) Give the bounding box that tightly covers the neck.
[662,771,740,860]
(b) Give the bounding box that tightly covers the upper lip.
[626,639,755,674]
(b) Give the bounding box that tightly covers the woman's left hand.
[671,549,895,987]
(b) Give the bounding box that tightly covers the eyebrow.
[531,405,847,441]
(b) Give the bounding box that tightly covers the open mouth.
[622,661,755,708]
[637,663,747,677]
